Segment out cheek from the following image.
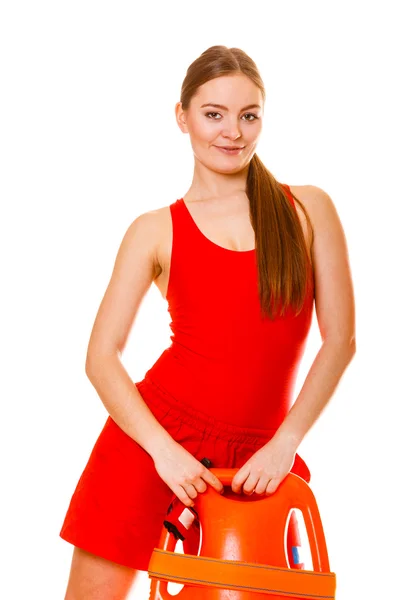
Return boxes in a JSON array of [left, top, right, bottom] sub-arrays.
[[190, 118, 217, 142], [251, 123, 263, 141]]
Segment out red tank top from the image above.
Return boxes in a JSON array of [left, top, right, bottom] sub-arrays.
[[143, 183, 314, 430]]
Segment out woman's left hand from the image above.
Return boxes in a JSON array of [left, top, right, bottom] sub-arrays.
[[231, 436, 297, 496]]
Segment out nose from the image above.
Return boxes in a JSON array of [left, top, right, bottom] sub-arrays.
[[221, 117, 242, 141]]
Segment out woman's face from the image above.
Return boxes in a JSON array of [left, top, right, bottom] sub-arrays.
[[176, 73, 264, 174]]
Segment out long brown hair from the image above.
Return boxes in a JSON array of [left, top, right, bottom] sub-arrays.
[[180, 45, 314, 320]]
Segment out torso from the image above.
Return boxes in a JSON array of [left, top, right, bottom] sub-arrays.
[[153, 185, 313, 300]]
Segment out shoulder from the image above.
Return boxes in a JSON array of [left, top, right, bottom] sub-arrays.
[[119, 204, 172, 273], [287, 184, 333, 211], [286, 184, 338, 233], [123, 204, 171, 243], [285, 185, 342, 264], [289, 184, 352, 284]]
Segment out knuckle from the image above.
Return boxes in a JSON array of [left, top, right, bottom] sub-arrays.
[[182, 473, 195, 485]]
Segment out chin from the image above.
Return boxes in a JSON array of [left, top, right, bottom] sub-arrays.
[[211, 162, 246, 175]]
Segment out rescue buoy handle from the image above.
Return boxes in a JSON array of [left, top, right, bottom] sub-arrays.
[[208, 468, 331, 574]]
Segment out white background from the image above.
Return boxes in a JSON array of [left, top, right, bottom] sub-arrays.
[[1, 1, 399, 598]]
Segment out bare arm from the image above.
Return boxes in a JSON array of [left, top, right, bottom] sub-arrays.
[[274, 185, 357, 449], [84, 210, 172, 460]]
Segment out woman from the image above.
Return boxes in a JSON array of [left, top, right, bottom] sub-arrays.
[[60, 45, 356, 599]]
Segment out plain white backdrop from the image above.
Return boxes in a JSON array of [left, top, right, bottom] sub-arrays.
[[1, 1, 399, 598]]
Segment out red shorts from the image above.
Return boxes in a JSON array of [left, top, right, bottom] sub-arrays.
[[59, 376, 311, 572]]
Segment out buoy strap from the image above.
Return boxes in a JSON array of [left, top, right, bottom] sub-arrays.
[[148, 549, 336, 599]]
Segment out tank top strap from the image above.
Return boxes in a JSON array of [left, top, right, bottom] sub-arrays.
[[172, 198, 199, 232], [280, 183, 296, 209], [169, 197, 197, 253]]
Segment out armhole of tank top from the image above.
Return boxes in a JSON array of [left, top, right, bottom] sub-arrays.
[[165, 202, 176, 301]]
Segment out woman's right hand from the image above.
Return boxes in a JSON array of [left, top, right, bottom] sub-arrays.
[[152, 439, 224, 507]]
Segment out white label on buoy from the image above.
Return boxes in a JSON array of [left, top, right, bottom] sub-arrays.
[[178, 508, 196, 530]]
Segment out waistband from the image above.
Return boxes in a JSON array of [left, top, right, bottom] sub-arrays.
[[136, 375, 278, 446]]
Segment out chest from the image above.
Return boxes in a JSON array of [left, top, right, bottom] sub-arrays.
[[154, 189, 312, 301]]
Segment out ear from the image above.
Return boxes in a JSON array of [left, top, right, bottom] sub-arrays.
[[175, 101, 189, 134]]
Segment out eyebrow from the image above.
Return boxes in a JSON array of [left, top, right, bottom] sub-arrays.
[[200, 103, 261, 111]]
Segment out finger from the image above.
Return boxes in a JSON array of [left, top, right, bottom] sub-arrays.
[[265, 477, 281, 496], [242, 473, 260, 495], [176, 487, 195, 508], [254, 475, 271, 495], [194, 478, 207, 494], [202, 470, 224, 494], [185, 483, 198, 500], [231, 466, 251, 494]]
